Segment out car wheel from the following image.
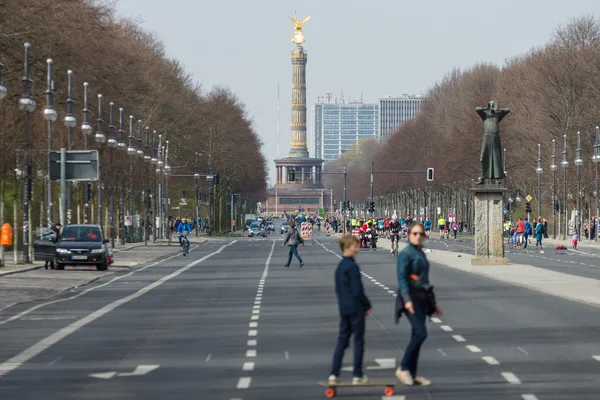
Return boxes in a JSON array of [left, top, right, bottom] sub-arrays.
[[55, 262, 65, 270], [96, 259, 108, 271]]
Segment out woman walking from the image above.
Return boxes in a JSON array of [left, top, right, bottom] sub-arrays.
[[395, 223, 442, 387], [535, 218, 544, 250], [283, 220, 305, 268]]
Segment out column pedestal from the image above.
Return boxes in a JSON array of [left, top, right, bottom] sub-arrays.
[[471, 186, 508, 265]]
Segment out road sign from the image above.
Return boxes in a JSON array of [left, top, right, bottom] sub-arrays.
[[49, 150, 99, 181], [526, 195, 533, 202]]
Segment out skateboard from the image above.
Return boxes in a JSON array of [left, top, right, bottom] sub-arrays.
[[317, 381, 396, 398]]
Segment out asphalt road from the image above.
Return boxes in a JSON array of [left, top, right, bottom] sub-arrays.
[[0, 230, 599, 399]]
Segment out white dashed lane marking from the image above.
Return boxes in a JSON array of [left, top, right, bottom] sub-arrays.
[[501, 372, 521, 384], [242, 362, 255, 371], [466, 345, 482, 353], [522, 395, 539, 400], [452, 335, 466, 342], [482, 356, 500, 365], [237, 377, 252, 389], [440, 325, 453, 332]]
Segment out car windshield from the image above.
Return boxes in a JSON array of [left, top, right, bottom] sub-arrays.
[[60, 226, 102, 242], [250, 223, 261, 229]]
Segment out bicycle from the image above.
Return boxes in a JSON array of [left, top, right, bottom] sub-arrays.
[[180, 231, 190, 256], [509, 233, 525, 249], [390, 234, 400, 257]]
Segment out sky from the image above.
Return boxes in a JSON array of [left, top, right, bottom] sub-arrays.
[[114, 0, 600, 185]]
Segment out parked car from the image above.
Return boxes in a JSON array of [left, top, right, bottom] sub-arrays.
[[281, 221, 291, 234], [247, 222, 266, 237], [54, 224, 110, 271], [34, 226, 59, 264], [266, 221, 274, 231]]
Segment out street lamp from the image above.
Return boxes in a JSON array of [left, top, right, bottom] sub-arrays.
[[575, 131, 583, 238], [536, 143, 543, 218], [64, 70, 77, 224], [18, 43, 35, 263], [593, 126, 600, 242], [126, 116, 136, 243], [81, 82, 92, 223], [95, 94, 105, 227], [561, 134, 569, 240], [0, 62, 7, 100], [550, 139, 558, 239], [43, 59, 58, 227], [107, 103, 117, 249]]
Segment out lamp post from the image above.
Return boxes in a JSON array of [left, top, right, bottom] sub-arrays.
[[151, 130, 158, 241], [194, 153, 200, 237], [81, 82, 93, 224], [126, 116, 137, 243], [95, 94, 106, 227], [593, 126, 600, 242], [117, 108, 127, 245], [536, 144, 543, 218], [157, 134, 164, 241], [550, 139, 558, 239], [43, 58, 58, 227], [63, 70, 77, 225], [18, 43, 36, 263], [143, 125, 151, 244], [136, 122, 145, 242], [107, 102, 118, 248], [575, 131, 583, 238], [163, 141, 171, 241], [561, 134, 569, 240]]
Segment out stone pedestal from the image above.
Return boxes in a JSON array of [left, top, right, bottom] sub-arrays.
[[471, 186, 508, 265]]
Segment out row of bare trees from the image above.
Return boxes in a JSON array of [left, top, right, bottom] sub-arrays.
[[0, 0, 267, 240], [324, 15, 600, 227]]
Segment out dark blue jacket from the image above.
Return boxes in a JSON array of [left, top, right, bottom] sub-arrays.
[[335, 256, 371, 317]]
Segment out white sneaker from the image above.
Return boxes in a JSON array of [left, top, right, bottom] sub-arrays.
[[352, 376, 369, 384], [395, 368, 414, 386], [413, 376, 431, 386], [328, 374, 338, 384]]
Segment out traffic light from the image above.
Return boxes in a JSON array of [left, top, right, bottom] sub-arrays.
[[427, 168, 434, 182], [369, 201, 375, 213], [213, 173, 220, 185], [525, 201, 532, 214]]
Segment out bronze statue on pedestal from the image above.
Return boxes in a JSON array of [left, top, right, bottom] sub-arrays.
[[476, 101, 510, 184]]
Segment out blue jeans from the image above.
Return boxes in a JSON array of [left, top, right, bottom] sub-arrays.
[[400, 295, 428, 376], [287, 244, 303, 265], [179, 235, 189, 252], [330, 313, 365, 378]]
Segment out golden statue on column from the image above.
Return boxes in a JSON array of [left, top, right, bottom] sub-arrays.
[[289, 11, 311, 44]]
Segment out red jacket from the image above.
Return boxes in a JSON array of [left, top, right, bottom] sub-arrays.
[[516, 220, 525, 233]]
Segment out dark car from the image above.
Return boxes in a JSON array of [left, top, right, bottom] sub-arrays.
[[54, 224, 110, 271], [34, 226, 59, 264]]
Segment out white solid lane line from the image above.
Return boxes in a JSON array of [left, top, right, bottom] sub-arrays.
[[440, 325, 453, 332], [242, 362, 255, 371], [0, 242, 236, 378], [237, 377, 252, 389], [466, 345, 481, 353], [501, 372, 521, 384], [482, 356, 500, 365], [452, 335, 466, 342]]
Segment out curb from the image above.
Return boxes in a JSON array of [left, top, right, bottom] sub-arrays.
[[0, 265, 43, 277]]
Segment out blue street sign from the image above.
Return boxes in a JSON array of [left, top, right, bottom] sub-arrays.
[[503, 208, 507, 215]]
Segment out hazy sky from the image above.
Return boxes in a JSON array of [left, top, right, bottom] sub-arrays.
[[115, 0, 600, 185]]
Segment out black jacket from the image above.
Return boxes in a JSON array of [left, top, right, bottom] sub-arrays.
[[335, 256, 371, 317]]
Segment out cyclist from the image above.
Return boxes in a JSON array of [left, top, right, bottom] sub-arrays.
[[437, 216, 446, 238], [511, 217, 526, 248], [389, 216, 401, 254], [177, 217, 192, 254]]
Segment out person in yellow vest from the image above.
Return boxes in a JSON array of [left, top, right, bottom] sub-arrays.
[[437, 217, 446, 238], [351, 218, 358, 228], [503, 220, 512, 238]]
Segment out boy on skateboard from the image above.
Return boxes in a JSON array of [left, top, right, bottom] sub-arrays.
[[328, 235, 372, 384]]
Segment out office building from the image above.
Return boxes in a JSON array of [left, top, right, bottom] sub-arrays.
[[311, 101, 379, 163], [379, 94, 424, 139]]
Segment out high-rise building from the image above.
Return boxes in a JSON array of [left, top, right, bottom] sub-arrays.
[[312, 101, 379, 163], [379, 94, 424, 139]]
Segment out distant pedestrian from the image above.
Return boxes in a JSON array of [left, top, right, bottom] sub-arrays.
[[283, 220, 304, 267], [543, 218, 549, 239], [535, 218, 544, 250], [572, 232, 579, 250], [524, 217, 532, 249], [451, 221, 458, 239], [327, 235, 371, 385], [395, 223, 442, 387], [45, 222, 62, 270]]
